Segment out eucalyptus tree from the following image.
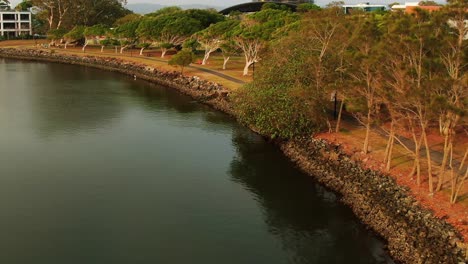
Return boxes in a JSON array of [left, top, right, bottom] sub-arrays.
[[67, 0, 130, 27], [32, 0, 72, 30], [113, 13, 142, 27], [100, 37, 120, 53], [32, 0, 129, 30], [113, 18, 141, 53], [379, 11, 441, 191], [346, 15, 382, 154], [220, 41, 240, 70], [137, 9, 223, 58], [195, 19, 239, 65], [46, 27, 67, 46], [432, 0, 467, 194], [82, 24, 108, 52], [231, 8, 299, 75], [234, 9, 347, 138], [62, 25, 84, 49]]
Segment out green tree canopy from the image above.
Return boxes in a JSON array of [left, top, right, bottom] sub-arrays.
[[168, 50, 196, 74], [15, 0, 32, 11]]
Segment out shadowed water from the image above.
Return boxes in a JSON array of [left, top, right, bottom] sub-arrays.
[[0, 59, 393, 264]]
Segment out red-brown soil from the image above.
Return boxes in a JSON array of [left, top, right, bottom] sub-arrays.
[[317, 131, 468, 242]]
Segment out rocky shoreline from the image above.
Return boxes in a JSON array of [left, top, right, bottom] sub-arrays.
[[0, 48, 465, 264]]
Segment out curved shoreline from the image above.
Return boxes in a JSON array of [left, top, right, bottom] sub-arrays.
[[0, 48, 465, 264]]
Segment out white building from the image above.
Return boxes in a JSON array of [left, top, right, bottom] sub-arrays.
[[0, 11, 32, 39]]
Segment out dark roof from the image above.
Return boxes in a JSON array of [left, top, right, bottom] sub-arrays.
[[219, 2, 298, 15]]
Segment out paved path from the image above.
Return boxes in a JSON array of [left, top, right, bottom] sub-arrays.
[[138, 56, 246, 85], [341, 113, 465, 172], [60, 49, 246, 85]]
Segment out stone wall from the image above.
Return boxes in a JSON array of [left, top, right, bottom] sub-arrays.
[[0, 48, 465, 263]]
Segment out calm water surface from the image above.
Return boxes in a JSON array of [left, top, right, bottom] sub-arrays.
[[0, 59, 393, 264]]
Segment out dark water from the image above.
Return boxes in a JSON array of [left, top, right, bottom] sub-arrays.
[[0, 59, 393, 264]]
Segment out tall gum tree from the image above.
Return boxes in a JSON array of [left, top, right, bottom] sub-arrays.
[[431, 0, 467, 194], [346, 14, 382, 154], [381, 11, 439, 192], [231, 8, 299, 76], [32, 0, 129, 30], [195, 20, 238, 66]]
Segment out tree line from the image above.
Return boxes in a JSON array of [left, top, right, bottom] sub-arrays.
[[235, 1, 467, 202]]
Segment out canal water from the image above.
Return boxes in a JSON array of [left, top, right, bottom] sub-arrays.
[[0, 59, 393, 264]]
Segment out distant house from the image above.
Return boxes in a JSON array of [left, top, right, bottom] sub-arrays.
[[391, 2, 442, 13], [342, 3, 386, 14], [0, 10, 32, 39]]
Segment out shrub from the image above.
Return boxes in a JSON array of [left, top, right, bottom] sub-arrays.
[[168, 50, 196, 74]]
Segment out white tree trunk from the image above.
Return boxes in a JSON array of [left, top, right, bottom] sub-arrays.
[[161, 48, 167, 58], [140, 47, 145, 56], [82, 43, 88, 52], [64, 42, 68, 49], [222, 56, 230, 70], [101, 46, 105, 53], [243, 60, 254, 76], [120, 46, 126, 54], [202, 49, 216, 65]]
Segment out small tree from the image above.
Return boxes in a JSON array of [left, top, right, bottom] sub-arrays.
[[47, 28, 67, 46], [83, 24, 107, 52], [168, 50, 196, 74], [99, 38, 118, 52], [138, 42, 151, 56], [63, 25, 85, 49]]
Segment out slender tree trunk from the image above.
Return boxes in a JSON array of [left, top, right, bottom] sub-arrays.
[[243, 60, 253, 76], [452, 168, 468, 203], [409, 123, 422, 185], [451, 149, 468, 203], [202, 50, 212, 65], [363, 109, 372, 154], [139, 47, 145, 56], [335, 98, 345, 133], [384, 120, 395, 172], [421, 126, 434, 194], [161, 48, 167, 58], [437, 131, 451, 191], [222, 56, 230, 70], [101, 46, 104, 53], [120, 46, 126, 54], [82, 43, 88, 52]]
